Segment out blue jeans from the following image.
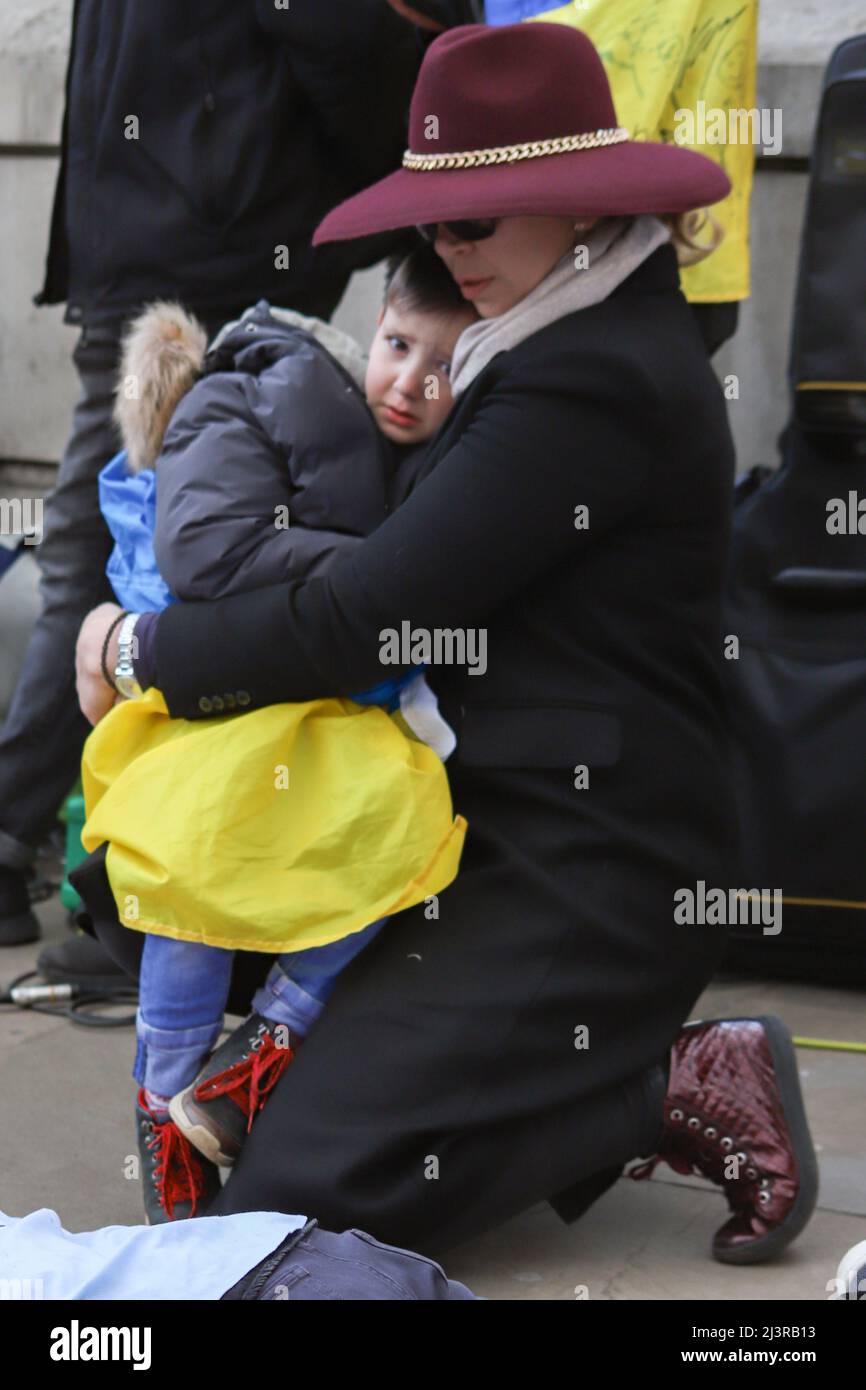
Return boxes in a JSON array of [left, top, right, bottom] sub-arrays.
[[135, 919, 386, 1096]]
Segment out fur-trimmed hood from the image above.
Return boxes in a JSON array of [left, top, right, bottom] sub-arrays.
[[114, 302, 208, 474], [114, 299, 370, 474]]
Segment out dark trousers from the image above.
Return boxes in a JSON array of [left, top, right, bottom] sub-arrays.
[[0, 322, 123, 870]]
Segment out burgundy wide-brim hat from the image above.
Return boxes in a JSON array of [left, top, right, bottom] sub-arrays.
[[313, 22, 730, 246]]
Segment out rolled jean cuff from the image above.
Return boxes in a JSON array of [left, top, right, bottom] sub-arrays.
[[251, 966, 324, 1039], [134, 1009, 224, 1095]]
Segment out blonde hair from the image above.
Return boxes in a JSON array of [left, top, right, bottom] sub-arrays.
[[661, 208, 725, 267]]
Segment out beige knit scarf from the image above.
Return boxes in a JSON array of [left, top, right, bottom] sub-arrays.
[[448, 214, 671, 400]]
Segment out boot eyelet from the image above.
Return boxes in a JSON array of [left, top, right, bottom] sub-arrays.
[[704, 1126, 717, 1139], [687, 1117, 701, 1130], [735, 1151, 748, 1164], [758, 1190, 771, 1204], [746, 1167, 758, 1180], [670, 1108, 684, 1122], [759, 1177, 771, 1188], [720, 1137, 733, 1150]]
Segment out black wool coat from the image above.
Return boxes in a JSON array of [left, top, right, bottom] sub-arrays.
[[142, 244, 740, 1253]]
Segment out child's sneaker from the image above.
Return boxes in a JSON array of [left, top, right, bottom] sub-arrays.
[[135, 1088, 221, 1224], [169, 1013, 299, 1167]]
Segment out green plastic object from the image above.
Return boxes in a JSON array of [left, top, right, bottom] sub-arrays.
[[59, 786, 87, 912]]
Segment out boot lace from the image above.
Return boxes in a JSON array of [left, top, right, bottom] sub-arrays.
[[628, 1106, 773, 1214]]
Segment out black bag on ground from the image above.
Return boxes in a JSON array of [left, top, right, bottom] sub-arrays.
[[722, 35, 866, 984]]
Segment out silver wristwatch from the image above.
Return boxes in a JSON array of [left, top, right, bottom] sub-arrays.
[[114, 612, 143, 699]]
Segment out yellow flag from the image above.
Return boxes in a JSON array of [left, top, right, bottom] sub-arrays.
[[81, 686, 466, 953], [530, 0, 759, 301]]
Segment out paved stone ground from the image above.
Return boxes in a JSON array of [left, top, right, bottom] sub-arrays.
[[1, 888, 864, 1301]]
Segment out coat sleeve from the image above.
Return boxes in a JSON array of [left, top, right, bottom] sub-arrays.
[[152, 357, 659, 718], [153, 373, 364, 602]]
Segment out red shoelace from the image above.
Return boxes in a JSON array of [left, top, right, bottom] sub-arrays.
[[139, 1090, 212, 1221], [193, 1030, 295, 1133]]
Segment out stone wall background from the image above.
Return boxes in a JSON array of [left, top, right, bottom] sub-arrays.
[[1, 0, 864, 474]]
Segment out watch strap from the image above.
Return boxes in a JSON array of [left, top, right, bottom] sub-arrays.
[[101, 611, 128, 691]]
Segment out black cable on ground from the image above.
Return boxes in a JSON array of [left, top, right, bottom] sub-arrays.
[[0, 969, 138, 1028]]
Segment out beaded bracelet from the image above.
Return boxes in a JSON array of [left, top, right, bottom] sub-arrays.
[[100, 611, 128, 692]]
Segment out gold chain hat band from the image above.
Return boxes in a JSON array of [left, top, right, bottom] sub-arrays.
[[402, 127, 630, 171]]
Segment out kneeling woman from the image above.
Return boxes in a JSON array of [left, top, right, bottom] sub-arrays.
[[76, 22, 817, 1266]]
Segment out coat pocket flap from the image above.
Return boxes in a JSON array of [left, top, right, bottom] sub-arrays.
[[458, 704, 622, 770]]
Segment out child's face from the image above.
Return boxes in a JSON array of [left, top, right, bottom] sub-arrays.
[[365, 299, 477, 445]]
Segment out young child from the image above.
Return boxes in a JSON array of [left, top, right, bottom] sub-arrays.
[[81, 244, 477, 1223]]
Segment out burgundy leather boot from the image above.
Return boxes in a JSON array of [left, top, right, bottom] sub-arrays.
[[628, 1016, 819, 1264]]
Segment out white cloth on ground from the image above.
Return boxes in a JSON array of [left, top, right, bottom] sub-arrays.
[[0, 1206, 304, 1301]]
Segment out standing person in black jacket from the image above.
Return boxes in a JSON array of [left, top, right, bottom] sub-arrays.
[[0, 0, 420, 947]]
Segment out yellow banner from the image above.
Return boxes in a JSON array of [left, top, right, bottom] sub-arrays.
[[530, 0, 759, 301]]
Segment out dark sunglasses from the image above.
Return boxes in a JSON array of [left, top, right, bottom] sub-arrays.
[[416, 218, 500, 243]]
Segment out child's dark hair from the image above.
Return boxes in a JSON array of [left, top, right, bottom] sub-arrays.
[[383, 236, 472, 318]]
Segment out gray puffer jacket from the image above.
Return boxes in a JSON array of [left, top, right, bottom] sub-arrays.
[[154, 300, 394, 601]]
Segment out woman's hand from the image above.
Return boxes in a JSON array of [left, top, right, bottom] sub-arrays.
[[75, 602, 124, 726]]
